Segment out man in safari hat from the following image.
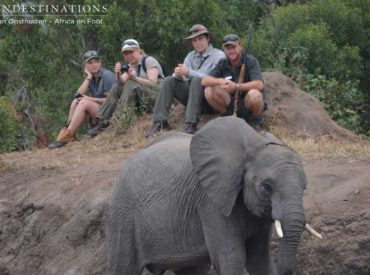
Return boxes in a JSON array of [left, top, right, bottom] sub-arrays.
[[144, 24, 225, 137]]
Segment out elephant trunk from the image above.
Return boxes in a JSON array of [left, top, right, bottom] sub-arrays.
[[276, 204, 305, 275]]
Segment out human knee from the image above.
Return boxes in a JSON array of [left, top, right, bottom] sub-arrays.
[[109, 84, 123, 99], [123, 80, 139, 92], [160, 76, 176, 94], [204, 87, 213, 101], [245, 89, 264, 115], [161, 76, 176, 88], [189, 77, 204, 99], [163, 75, 176, 85], [71, 99, 79, 106], [246, 89, 263, 105], [189, 77, 202, 88], [76, 98, 89, 109]]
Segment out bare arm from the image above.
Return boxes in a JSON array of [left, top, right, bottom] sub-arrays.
[[77, 94, 105, 104], [240, 80, 264, 93], [77, 67, 93, 94], [202, 75, 230, 87], [132, 67, 159, 87]]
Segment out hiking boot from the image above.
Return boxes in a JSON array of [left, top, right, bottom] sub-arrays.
[[48, 127, 76, 149], [88, 120, 109, 137], [48, 141, 66, 149], [183, 122, 197, 135], [144, 121, 171, 138]]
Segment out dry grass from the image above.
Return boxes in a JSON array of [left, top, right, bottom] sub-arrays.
[[271, 128, 370, 160], [1, 115, 369, 172], [0, 116, 153, 171]]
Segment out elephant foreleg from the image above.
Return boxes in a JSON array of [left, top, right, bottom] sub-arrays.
[[175, 265, 210, 275], [245, 222, 273, 275], [199, 203, 247, 275]]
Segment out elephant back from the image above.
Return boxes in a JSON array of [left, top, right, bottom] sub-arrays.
[[112, 132, 193, 205]]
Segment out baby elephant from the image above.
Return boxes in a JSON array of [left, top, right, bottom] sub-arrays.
[[107, 117, 320, 275]]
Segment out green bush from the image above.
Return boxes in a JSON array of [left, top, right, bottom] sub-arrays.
[[0, 97, 19, 152], [253, 0, 369, 136], [303, 74, 363, 134]]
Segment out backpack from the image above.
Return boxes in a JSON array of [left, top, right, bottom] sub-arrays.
[[142, 55, 171, 77]]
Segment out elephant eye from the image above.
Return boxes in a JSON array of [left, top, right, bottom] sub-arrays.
[[261, 180, 273, 194]]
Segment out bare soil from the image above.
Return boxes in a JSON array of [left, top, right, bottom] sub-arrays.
[[0, 72, 369, 275]]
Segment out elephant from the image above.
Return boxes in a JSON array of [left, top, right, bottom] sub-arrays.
[[107, 116, 321, 275]]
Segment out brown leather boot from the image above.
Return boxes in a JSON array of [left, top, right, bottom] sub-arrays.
[[48, 127, 76, 149]]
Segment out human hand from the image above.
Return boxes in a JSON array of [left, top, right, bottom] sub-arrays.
[[84, 67, 93, 80], [222, 80, 237, 94], [174, 64, 188, 77], [74, 92, 83, 99], [114, 62, 122, 74], [74, 93, 85, 103], [128, 67, 137, 80]]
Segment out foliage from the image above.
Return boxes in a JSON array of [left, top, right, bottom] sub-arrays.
[[0, 97, 19, 152], [303, 75, 363, 133], [252, 0, 369, 136]]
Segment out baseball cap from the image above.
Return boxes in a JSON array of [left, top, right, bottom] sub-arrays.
[[222, 34, 241, 47], [121, 39, 140, 52], [83, 50, 100, 63], [184, 24, 212, 41]]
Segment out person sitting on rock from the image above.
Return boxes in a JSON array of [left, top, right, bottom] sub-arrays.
[[144, 24, 225, 137], [88, 39, 165, 136], [48, 50, 116, 149], [201, 34, 266, 130]]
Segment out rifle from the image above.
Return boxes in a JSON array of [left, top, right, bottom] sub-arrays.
[[233, 24, 253, 117]]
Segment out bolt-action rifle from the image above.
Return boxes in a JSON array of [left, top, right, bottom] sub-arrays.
[[233, 24, 253, 117]]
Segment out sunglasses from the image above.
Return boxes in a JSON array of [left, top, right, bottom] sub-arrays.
[[122, 40, 139, 47], [83, 50, 99, 59]]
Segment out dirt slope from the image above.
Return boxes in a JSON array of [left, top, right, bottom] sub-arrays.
[[0, 72, 369, 275]]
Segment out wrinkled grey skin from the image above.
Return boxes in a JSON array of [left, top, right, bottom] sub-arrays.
[[107, 117, 307, 275]]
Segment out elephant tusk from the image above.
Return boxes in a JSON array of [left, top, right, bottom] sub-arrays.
[[305, 223, 323, 239], [275, 220, 284, 238]]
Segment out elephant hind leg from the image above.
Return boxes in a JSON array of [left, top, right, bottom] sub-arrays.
[[174, 265, 210, 275]]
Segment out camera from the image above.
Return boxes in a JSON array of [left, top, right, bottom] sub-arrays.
[[120, 64, 130, 73], [74, 92, 83, 99]]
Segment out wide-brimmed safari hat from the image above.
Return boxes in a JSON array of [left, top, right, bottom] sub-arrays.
[[184, 24, 213, 42]]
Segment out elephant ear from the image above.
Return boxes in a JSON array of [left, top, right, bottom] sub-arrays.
[[190, 117, 261, 216], [262, 132, 287, 146]]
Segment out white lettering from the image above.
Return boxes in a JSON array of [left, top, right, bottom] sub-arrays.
[[54, 18, 75, 24]]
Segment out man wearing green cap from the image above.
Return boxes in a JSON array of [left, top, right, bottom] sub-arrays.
[[202, 34, 266, 130], [48, 50, 116, 149], [144, 24, 225, 137]]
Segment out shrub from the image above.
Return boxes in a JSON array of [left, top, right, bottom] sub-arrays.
[[0, 97, 19, 152], [303, 74, 363, 134]]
